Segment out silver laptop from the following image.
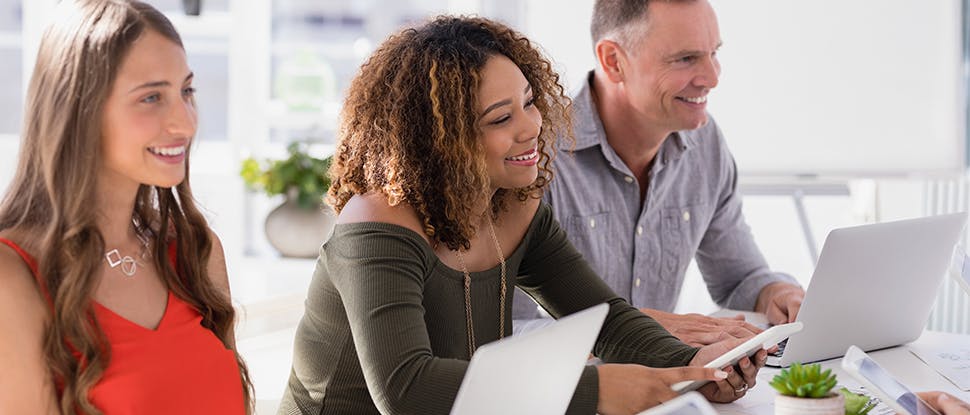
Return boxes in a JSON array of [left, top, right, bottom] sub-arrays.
[[450, 303, 608, 415], [635, 391, 718, 415], [768, 212, 966, 367]]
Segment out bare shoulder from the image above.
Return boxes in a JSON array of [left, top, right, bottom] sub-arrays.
[[337, 193, 432, 245], [0, 233, 49, 350], [0, 235, 57, 415], [204, 229, 230, 295]]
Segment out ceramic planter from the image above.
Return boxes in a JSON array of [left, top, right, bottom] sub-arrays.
[[774, 393, 844, 415], [264, 197, 335, 258]]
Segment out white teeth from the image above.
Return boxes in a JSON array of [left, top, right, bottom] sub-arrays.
[[682, 96, 707, 104], [506, 150, 538, 161], [150, 145, 186, 157]]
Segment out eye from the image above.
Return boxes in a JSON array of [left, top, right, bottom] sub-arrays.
[[141, 93, 160, 104], [677, 55, 698, 64], [182, 86, 196, 97], [524, 96, 536, 108], [490, 114, 511, 125]]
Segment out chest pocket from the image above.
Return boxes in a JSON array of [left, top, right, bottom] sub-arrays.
[[660, 204, 708, 280], [566, 212, 613, 280]]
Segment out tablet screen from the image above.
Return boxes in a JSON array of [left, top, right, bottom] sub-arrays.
[[859, 357, 941, 415]]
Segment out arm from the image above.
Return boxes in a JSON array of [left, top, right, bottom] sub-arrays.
[[0, 246, 60, 415], [517, 204, 699, 367], [694, 131, 801, 313], [326, 227, 468, 415]]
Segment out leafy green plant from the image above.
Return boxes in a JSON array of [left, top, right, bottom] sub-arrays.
[[840, 387, 877, 415], [240, 142, 332, 209], [769, 362, 838, 398]]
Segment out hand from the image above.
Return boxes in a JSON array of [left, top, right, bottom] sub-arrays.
[[596, 364, 728, 415], [918, 391, 970, 415], [755, 282, 805, 325], [641, 308, 763, 347], [689, 337, 768, 403]]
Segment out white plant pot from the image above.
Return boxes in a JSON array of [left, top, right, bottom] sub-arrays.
[[774, 393, 844, 415], [264, 198, 335, 258]]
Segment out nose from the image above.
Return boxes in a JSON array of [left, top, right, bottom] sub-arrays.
[[166, 94, 198, 138], [694, 55, 720, 90], [514, 106, 542, 143]]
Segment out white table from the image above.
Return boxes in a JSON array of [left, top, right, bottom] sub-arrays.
[[711, 331, 970, 414]]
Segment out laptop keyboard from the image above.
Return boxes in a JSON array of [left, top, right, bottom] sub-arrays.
[[770, 338, 788, 357]]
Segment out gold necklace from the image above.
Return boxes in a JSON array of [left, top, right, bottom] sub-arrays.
[[453, 217, 507, 358]]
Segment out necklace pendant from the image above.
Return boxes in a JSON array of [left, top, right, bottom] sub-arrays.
[[105, 249, 138, 277]]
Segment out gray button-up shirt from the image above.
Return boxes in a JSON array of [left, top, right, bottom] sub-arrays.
[[513, 72, 797, 321]]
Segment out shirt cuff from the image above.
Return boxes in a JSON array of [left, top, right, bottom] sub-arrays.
[[723, 272, 801, 311]]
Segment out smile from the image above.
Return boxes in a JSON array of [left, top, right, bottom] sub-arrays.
[[679, 95, 708, 104], [505, 148, 538, 162], [148, 145, 187, 157]]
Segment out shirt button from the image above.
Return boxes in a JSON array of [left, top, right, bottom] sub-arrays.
[[637, 226, 643, 235], [682, 211, 691, 222], [635, 278, 641, 287], [589, 218, 596, 228], [624, 176, 634, 183]]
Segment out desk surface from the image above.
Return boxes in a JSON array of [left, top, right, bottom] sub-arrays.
[[711, 331, 970, 414]]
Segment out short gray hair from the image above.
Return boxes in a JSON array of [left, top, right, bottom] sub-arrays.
[[590, 0, 695, 49]]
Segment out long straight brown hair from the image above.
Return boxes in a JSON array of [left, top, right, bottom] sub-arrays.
[[0, 1, 253, 413]]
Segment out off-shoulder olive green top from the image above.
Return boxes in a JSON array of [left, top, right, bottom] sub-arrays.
[[278, 203, 698, 415]]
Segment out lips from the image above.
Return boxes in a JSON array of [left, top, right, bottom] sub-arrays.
[[678, 95, 708, 104], [505, 148, 538, 162]]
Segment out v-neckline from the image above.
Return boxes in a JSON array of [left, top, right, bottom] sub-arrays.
[[93, 291, 174, 332]]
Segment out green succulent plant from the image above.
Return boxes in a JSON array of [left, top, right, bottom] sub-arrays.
[[240, 142, 332, 209], [840, 387, 877, 415], [769, 362, 838, 398]]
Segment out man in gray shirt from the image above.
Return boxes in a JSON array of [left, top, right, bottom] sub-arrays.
[[513, 0, 806, 346]]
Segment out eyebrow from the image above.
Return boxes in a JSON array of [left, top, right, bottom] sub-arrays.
[[127, 72, 195, 94], [481, 84, 533, 117]]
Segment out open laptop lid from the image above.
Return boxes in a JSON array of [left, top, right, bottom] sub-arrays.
[[450, 303, 609, 415], [636, 392, 718, 415], [775, 212, 967, 367]]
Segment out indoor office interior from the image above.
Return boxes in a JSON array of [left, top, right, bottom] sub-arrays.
[[1, 0, 969, 414]]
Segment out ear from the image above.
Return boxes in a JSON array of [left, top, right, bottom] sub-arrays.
[[595, 39, 627, 83]]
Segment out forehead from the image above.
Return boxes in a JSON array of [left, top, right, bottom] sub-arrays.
[[477, 55, 529, 104], [640, 0, 721, 54], [114, 29, 189, 85]]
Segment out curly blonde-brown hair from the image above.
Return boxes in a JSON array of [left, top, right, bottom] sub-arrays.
[[329, 15, 571, 251]]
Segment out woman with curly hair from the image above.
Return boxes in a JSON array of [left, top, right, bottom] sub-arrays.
[[280, 15, 763, 415], [0, 1, 252, 413]]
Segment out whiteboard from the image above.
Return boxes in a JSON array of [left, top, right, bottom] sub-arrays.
[[522, 0, 966, 177]]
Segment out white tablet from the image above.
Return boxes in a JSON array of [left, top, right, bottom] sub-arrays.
[[671, 322, 804, 393], [635, 391, 718, 415], [841, 345, 942, 415]]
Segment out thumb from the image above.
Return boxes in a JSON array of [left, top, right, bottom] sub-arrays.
[[663, 366, 730, 383]]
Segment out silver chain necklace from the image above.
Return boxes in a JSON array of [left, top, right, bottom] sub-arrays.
[[104, 232, 151, 278]]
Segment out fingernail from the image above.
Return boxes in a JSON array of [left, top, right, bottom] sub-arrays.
[[724, 366, 733, 373], [715, 370, 729, 379], [740, 359, 750, 368]]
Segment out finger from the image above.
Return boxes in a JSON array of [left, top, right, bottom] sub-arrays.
[[731, 314, 746, 321], [698, 381, 731, 404], [714, 367, 742, 402], [786, 298, 802, 323], [725, 325, 759, 340], [737, 356, 759, 388], [754, 349, 769, 368], [766, 303, 786, 325], [937, 393, 970, 414], [660, 366, 729, 383], [917, 392, 945, 411], [740, 321, 764, 334]]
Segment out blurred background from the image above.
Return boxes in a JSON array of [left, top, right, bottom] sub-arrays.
[[1, 1, 968, 412]]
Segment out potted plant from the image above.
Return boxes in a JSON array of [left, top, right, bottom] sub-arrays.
[[241, 142, 334, 258], [769, 362, 843, 415], [840, 387, 877, 415]]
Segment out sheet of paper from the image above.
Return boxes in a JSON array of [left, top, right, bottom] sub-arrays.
[[909, 343, 970, 391]]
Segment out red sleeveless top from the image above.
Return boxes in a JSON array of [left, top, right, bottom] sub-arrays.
[[0, 238, 246, 414]]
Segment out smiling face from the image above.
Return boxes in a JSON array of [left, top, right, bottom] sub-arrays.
[[477, 54, 543, 192], [100, 29, 196, 191], [619, 0, 721, 134]]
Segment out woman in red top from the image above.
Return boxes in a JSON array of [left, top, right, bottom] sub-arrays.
[[0, 1, 253, 413]]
